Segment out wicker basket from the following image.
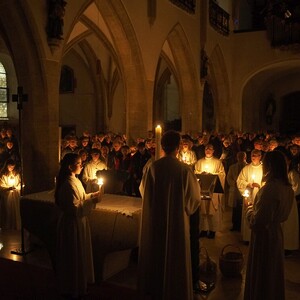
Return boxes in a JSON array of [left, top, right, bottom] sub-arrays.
[[199, 247, 217, 283], [219, 244, 244, 277]]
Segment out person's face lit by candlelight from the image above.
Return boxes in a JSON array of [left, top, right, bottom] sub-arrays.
[[251, 150, 262, 166], [91, 151, 101, 162], [292, 136, 300, 147], [70, 158, 83, 175], [7, 164, 15, 173], [204, 144, 214, 158]]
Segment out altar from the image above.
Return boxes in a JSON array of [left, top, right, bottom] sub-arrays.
[[20, 191, 142, 282]]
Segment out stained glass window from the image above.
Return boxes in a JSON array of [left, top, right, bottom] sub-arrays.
[[0, 63, 8, 119]]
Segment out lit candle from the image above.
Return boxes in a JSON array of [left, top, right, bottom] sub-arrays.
[[8, 175, 16, 187], [251, 174, 255, 183], [97, 177, 104, 190], [155, 125, 162, 160], [204, 164, 209, 173], [243, 189, 250, 198]]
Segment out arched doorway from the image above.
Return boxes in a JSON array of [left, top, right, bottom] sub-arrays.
[[280, 91, 300, 134]]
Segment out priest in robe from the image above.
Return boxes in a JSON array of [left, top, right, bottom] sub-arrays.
[[194, 144, 225, 239], [138, 130, 201, 300]]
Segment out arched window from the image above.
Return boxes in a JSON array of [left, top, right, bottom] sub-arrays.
[[59, 65, 74, 93], [0, 63, 8, 119]]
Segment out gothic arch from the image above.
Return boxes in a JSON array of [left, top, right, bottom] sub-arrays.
[[241, 59, 300, 133], [165, 23, 202, 133], [93, 0, 148, 140], [0, 2, 61, 192]]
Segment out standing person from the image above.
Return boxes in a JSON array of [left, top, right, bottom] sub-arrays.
[[177, 137, 197, 168], [82, 148, 107, 193], [281, 154, 300, 256], [0, 159, 21, 230], [194, 143, 225, 239], [138, 130, 201, 299], [55, 153, 103, 299], [227, 151, 247, 231], [244, 151, 294, 300], [130, 142, 151, 197], [237, 149, 263, 243]]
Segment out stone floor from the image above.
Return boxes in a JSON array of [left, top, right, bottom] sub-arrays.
[[0, 207, 299, 299]]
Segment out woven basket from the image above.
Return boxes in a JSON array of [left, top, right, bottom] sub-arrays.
[[219, 244, 244, 277], [199, 247, 217, 283]]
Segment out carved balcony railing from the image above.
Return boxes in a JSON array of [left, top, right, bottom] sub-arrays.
[[169, 0, 196, 14], [209, 0, 230, 36]]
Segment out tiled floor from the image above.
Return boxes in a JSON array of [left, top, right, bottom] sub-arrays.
[[0, 207, 299, 300]]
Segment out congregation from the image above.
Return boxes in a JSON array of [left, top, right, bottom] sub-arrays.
[[60, 128, 300, 250], [0, 125, 299, 243]]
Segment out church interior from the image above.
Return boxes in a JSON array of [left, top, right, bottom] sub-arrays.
[[0, 0, 300, 299]]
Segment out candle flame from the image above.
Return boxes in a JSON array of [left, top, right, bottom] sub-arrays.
[[97, 177, 104, 186], [243, 189, 250, 198]]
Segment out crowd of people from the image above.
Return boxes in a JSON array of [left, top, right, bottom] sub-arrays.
[[60, 129, 300, 238], [0, 125, 297, 299]]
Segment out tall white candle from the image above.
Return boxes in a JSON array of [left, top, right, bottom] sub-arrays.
[[155, 125, 162, 160]]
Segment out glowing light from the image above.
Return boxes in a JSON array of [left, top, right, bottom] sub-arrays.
[[8, 176, 15, 187], [243, 189, 250, 198], [97, 177, 104, 187]]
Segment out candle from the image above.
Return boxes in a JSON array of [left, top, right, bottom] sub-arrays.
[[204, 164, 209, 173], [97, 177, 104, 190], [155, 125, 162, 160], [251, 174, 255, 182], [243, 189, 250, 198]]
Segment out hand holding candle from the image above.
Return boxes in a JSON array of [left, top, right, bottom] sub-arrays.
[[8, 175, 16, 189]]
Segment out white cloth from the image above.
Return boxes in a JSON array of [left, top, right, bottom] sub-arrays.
[[138, 156, 201, 300], [194, 156, 225, 232], [281, 169, 300, 250], [237, 163, 263, 242], [56, 175, 96, 298]]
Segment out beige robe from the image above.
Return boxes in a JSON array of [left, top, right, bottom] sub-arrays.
[[138, 156, 201, 300], [237, 163, 263, 241], [244, 179, 294, 300], [281, 169, 300, 250], [194, 156, 225, 231], [56, 175, 96, 298]]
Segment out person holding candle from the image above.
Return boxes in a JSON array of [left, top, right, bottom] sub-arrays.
[[194, 144, 225, 239], [55, 153, 103, 299], [237, 149, 263, 243], [177, 136, 197, 168], [138, 130, 202, 299], [82, 148, 107, 193], [244, 151, 294, 300], [0, 158, 21, 230]]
